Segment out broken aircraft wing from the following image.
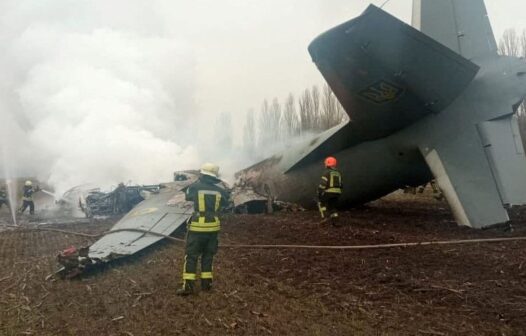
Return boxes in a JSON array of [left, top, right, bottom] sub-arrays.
[[57, 171, 276, 277], [88, 178, 197, 261]]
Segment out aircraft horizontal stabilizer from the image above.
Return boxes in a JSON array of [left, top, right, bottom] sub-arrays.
[[478, 115, 526, 207], [420, 127, 509, 228]]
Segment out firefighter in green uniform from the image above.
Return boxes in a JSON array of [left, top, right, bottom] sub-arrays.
[[317, 156, 343, 225], [18, 180, 40, 215], [0, 186, 8, 209], [177, 163, 230, 296]]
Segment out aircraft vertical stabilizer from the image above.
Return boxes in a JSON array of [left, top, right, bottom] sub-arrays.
[[412, 0, 498, 59]]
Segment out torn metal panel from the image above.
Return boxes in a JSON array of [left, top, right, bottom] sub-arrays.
[[57, 174, 200, 278], [88, 179, 197, 261], [230, 186, 268, 214], [57, 170, 282, 277], [82, 184, 161, 218]]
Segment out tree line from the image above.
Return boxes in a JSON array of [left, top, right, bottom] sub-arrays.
[[243, 83, 347, 159], [234, 28, 526, 162]]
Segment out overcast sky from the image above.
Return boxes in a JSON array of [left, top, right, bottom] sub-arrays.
[[1, 0, 525, 187], [175, 0, 526, 123]]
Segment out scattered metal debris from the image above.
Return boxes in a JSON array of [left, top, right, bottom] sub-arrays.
[[56, 173, 198, 278], [81, 184, 161, 218], [231, 186, 268, 214], [55, 170, 306, 278]]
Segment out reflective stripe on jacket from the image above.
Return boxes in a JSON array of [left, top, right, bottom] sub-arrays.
[[22, 186, 34, 201], [318, 168, 343, 194], [186, 176, 230, 232]]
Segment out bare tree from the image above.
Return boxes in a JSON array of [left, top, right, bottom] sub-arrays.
[[298, 89, 314, 133], [269, 98, 282, 142], [499, 29, 519, 56], [253, 83, 346, 150], [243, 109, 256, 157], [320, 84, 336, 130], [259, 99, 282, 147], [282, 93, 300, 137], [311, 85, 321, 132], [259, 99, 270, 145]]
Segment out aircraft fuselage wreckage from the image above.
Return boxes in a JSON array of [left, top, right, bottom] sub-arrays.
[[57, 0, 526, 277], [236, 0, 526, 229]]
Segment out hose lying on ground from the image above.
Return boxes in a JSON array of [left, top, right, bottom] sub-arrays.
[[3, 225, 526, 250]]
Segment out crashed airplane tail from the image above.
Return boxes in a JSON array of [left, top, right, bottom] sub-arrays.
[[236, 0, 526, 228]]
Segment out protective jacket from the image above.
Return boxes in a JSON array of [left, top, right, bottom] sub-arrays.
[[22, 186, 35, 201], [318, 168, 343, 195], [179, 175, 230, 293], [0, 189, 7, 205], [185, 175, 230, 232]]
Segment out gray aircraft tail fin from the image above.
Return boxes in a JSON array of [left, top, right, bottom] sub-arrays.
[[412, 0, 498, 60]]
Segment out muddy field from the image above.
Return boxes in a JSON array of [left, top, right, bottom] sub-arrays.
[[1, 192, 526, 335]]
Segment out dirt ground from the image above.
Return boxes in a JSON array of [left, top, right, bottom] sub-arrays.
[[1, 191, 526, 335]]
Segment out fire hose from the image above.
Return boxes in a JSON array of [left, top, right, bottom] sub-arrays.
[[5, 225, 526, 250]]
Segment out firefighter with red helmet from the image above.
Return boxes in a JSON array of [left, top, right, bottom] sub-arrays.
[[317, 156, 343, 225]]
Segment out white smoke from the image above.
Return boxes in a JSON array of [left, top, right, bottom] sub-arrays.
[[0, 1, 201, 195]]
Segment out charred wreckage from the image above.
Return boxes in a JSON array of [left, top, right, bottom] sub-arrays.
[[55, 171, 290, 278]]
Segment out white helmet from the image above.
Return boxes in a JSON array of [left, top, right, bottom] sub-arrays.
[[200, 163, 220, 178], [25, 180, 33, 186]]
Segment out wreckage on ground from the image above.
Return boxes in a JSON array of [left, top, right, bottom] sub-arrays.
[[81, 184, 161, 218], [57, 171, 276, 278], [57, 172, 198, 278], [56, 0, 526, 277]]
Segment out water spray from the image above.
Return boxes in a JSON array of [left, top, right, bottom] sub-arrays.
[[40, 189, 58, 199], [5, 179, 18, 225], [1, 148, 18, 226]]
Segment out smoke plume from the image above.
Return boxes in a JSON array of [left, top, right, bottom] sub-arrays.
[[0, 0, 201, 195]]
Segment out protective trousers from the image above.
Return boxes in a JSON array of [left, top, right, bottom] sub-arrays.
[[182, 231, 218, 286], [320, 193, 340, 220], [19, 200, 35, 215]]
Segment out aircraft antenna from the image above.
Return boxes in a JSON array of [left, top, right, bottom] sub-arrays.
[[380, 0, 392, 9]]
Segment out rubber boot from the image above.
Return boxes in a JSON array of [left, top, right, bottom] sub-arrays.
[[176, 281, 195, 296], [330, 212, 341, 227], [201, 279, 213, 292]]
